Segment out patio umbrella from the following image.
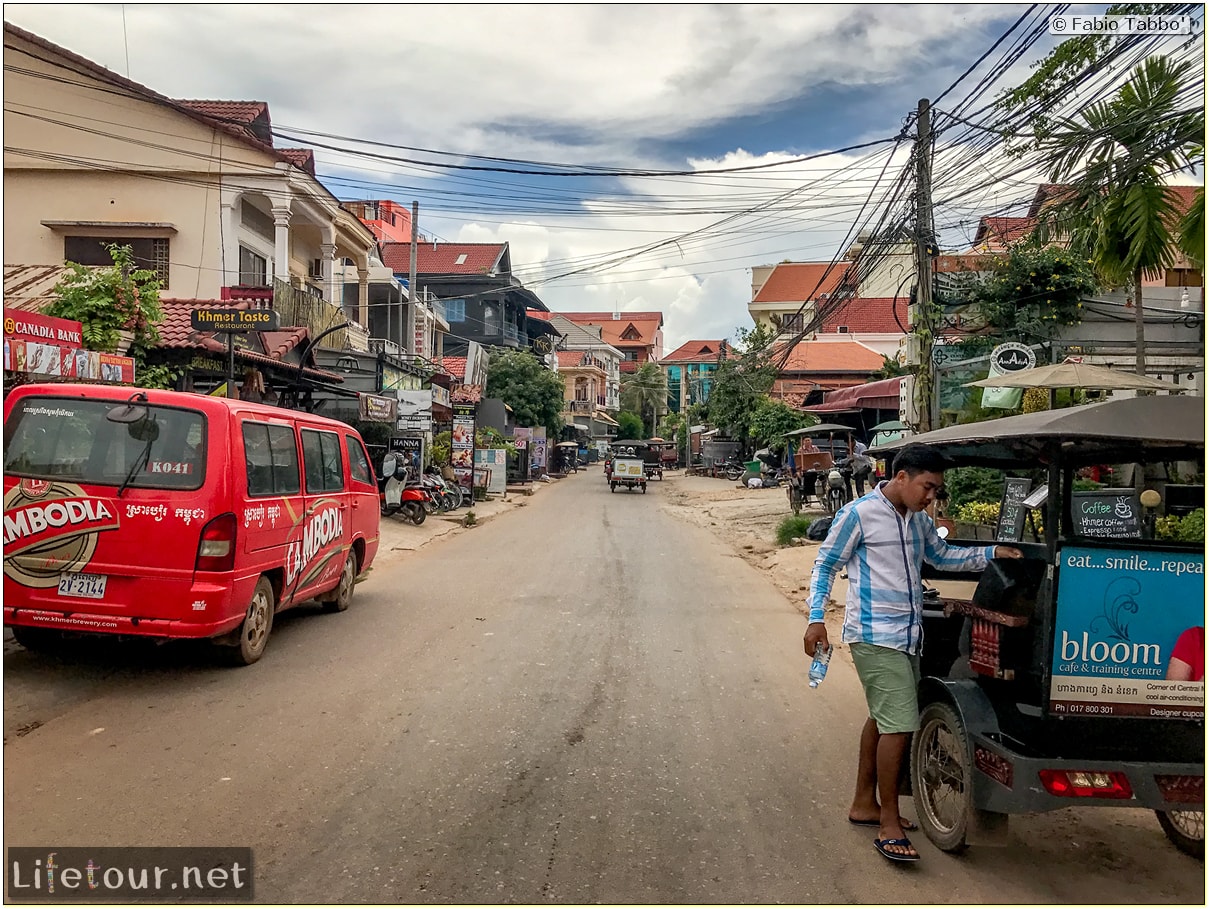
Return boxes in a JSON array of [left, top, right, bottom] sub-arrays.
[[869, 419, 908, 432], [964, 361, 1182, 392], [783, 423, 855, 437]]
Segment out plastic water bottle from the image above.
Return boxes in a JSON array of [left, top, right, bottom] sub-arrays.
[[808, 643, 832, 689]]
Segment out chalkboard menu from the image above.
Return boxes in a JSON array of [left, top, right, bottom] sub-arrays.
[[1072, 488, 1141, 538], [996, 477, 1033, 543]]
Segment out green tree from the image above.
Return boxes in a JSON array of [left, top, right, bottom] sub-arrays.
[[969, 244, 1097, 346], [747, 399, 816, 456], [870, 354, 909, 380], [615, 411, 644, 440], [619, 362, 667, 436], [484, 348, 565, 436], [705, 323, 779, 451], [1037, 55, 1204, 374], [49, 243, 178, 389]]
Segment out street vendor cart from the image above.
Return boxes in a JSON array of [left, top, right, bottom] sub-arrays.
[[870, 395, 1204, 857]]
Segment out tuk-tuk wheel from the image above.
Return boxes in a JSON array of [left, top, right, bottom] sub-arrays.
[[912, 701, 974, 853], [641, 485, 647, 494], [610, 483, 616, 492], [1156, 809, 1205, 858]]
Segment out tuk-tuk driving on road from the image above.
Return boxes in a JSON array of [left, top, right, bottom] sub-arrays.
[[870, 395, 1204, 857]]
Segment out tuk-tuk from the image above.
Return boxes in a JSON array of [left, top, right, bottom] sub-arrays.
[[870, 395, 1204, 857], [783, 423, 859, 515]]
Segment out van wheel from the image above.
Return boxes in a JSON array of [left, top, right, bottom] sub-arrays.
[[322, 551, 358, 613], [227, 577, 274, 665]]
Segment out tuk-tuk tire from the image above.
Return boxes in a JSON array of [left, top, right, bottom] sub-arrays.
[[1156, 809, 1205, 858], [610, 483, 616, 492], [641, 485, 647, 494], [912, 700, 974, 854]]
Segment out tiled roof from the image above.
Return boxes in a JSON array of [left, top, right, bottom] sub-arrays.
[[775, 338, 884, 374], [819, 297, 908, 334], [3, 264, 71, 312], [434, 355, 467, 379], [662, 340, 724, 363], [556, 350, 586, 368], [556, 311, 665, 325], [973, 216, 1035, 249], [278, 148, 316, 175], [753, 262, 850, 304], [156, 299, 340, 381], [619, 360, 640, 374], [176, 100, 267, 123], [380, 242, 505, 275], [559, 314, 662, 348]]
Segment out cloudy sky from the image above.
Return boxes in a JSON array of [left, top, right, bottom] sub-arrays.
[[5, 3, 1200, 352]]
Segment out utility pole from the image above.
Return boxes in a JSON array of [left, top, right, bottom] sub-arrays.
[[912, 98, 936, 433], [680, 365, 689, 469], [406, 201, 419, 361]]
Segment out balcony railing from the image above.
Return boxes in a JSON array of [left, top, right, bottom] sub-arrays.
[[568, 400, 593, 413]]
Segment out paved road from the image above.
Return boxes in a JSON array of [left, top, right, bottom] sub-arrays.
[[3, 474, 1203, 903]]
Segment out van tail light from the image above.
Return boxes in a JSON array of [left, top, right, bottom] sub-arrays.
[[1038, 769, 1133, 799], [195, 513, 237, 573]]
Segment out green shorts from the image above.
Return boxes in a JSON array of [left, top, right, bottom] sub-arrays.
[[849, 642, 922, 734]]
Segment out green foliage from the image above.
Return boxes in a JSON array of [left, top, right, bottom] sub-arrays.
[[871, 354, 910, 380], [484, 348, 565, 437], [953, 501, 1001, 526], [775, 514, 814, 546], [49, 243, 164, 354], [944, 467, 1006, 509], [706, 323, 779, 449], [620, 362, 667, 436], [1178, 183, 1205, 269], [748, 399, 816, 455], [1155, 509, 1204, 543], [967, 245, 1097, 343], [476, 426, 516, 456], [431, 430, 451, 465], [616, 411, 644, 440]]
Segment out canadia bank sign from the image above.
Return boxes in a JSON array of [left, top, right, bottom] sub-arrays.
[[4, 310, 83, 346], [3, 309, 136, 383]]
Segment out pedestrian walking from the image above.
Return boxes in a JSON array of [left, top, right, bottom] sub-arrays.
[[803, 444, 1022, 862]]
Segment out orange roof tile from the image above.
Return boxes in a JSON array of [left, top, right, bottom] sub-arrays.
[[819, 298, 908, 334], [662, 340, 724, 363], [776, 339, 884, 373], [753, 262, 850, 304], [380, 242, 505, 275]]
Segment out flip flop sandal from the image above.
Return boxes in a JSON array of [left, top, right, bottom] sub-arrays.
[[849, 817, 918, 831], [874, 837, 920, 863]]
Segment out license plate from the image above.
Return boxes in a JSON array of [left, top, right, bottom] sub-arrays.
[[57, 572, 107, 599]]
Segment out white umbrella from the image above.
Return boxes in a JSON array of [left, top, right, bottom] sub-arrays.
[[964, 361, 1183, 392]]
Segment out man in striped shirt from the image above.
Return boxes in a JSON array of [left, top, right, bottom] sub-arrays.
[[804, 444, 1022, 862]]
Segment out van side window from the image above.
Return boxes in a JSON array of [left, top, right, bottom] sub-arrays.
[[346, 435, 373, 486], [301, 429, 344, 493], [243, 422, 300, 496]]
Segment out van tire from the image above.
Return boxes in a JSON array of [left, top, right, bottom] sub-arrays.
[[227, 577, 274, 666], [11, 625, 66, 652], [322, 551, 358, 613]]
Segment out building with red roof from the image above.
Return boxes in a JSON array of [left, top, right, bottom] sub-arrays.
[[553, 311, 664, 373]]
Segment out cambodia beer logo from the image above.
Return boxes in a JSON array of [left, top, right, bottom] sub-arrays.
[[285, 501, 344, 588], [3, 481, 121, 588]]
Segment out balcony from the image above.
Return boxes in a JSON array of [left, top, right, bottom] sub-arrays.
[[568, 400, 594, 413]]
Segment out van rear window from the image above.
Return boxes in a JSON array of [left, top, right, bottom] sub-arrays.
[[3, 396, 206, 491]]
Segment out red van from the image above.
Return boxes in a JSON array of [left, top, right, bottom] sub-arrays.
[[3, 384, 380, 664]]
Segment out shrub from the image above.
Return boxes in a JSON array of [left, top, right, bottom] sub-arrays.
[[944, 467, 1005, 509], [1157, 508, 1205, 542], [776, 514, 813, 546], [953, 501, 1001, 525]]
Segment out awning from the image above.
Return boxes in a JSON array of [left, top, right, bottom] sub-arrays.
[[802, 376, 902, 414], [569, 422, 590, 431], [593, 410, 619, 426]]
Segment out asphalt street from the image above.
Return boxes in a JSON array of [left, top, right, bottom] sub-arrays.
[[3, 472, 1203, 903]]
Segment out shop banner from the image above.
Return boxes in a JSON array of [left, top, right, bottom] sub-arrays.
[[474, 449, 508, 495], [451, 403, 476, 487], [359, 393, 397, 422], [512, 427, 530, 451], [530, 427, 547, 472], [1050, 546, 1204, 719], [981, 342, 1036, 410], [388, 435, 424, 474], [4, 310, 83, 346]]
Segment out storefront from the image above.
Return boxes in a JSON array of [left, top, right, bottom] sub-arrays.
[[3, 309, 135, 395]]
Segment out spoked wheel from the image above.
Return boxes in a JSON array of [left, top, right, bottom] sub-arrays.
[[912, 701, 974, 853], [788, 485, 802, 516], [725, 467, 742, 482], [321, 550, 358, 613], [1156, 809, 1205, 858]]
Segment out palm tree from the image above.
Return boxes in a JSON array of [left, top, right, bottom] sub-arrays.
[[1038, 56, 1204, 374], [620, 362, 667, 437]]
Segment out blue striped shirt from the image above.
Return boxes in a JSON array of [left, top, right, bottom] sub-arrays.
[[807, 483, 994, 654]]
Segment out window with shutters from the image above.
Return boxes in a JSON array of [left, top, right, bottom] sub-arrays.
[[64, 236, 170, 287]]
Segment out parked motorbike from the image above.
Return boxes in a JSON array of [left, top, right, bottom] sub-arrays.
[[823, 457, 855, 515], [380, 454, 429, 525], [721, 455, 746, 482]]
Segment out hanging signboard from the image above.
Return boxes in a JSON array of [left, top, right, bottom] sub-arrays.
[[359, 393, 397, 422], [981, 342, 1037, 410], [3, 310, 134, 382], [190, 308, 279, 332], [388, 435, 425, 475], [530, 427, 548, 472], [4, 311, 83, 346]]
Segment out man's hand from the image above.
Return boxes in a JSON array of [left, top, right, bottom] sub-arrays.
[[994, 545, 1023, 559], [804, 622, 829, 656]]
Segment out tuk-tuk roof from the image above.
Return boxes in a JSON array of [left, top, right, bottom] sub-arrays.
[[868, 395, 1204, 467], [784, 423, 855, 437]]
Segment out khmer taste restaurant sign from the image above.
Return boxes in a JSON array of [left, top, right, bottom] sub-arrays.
[[3, 309, 135, 382]]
